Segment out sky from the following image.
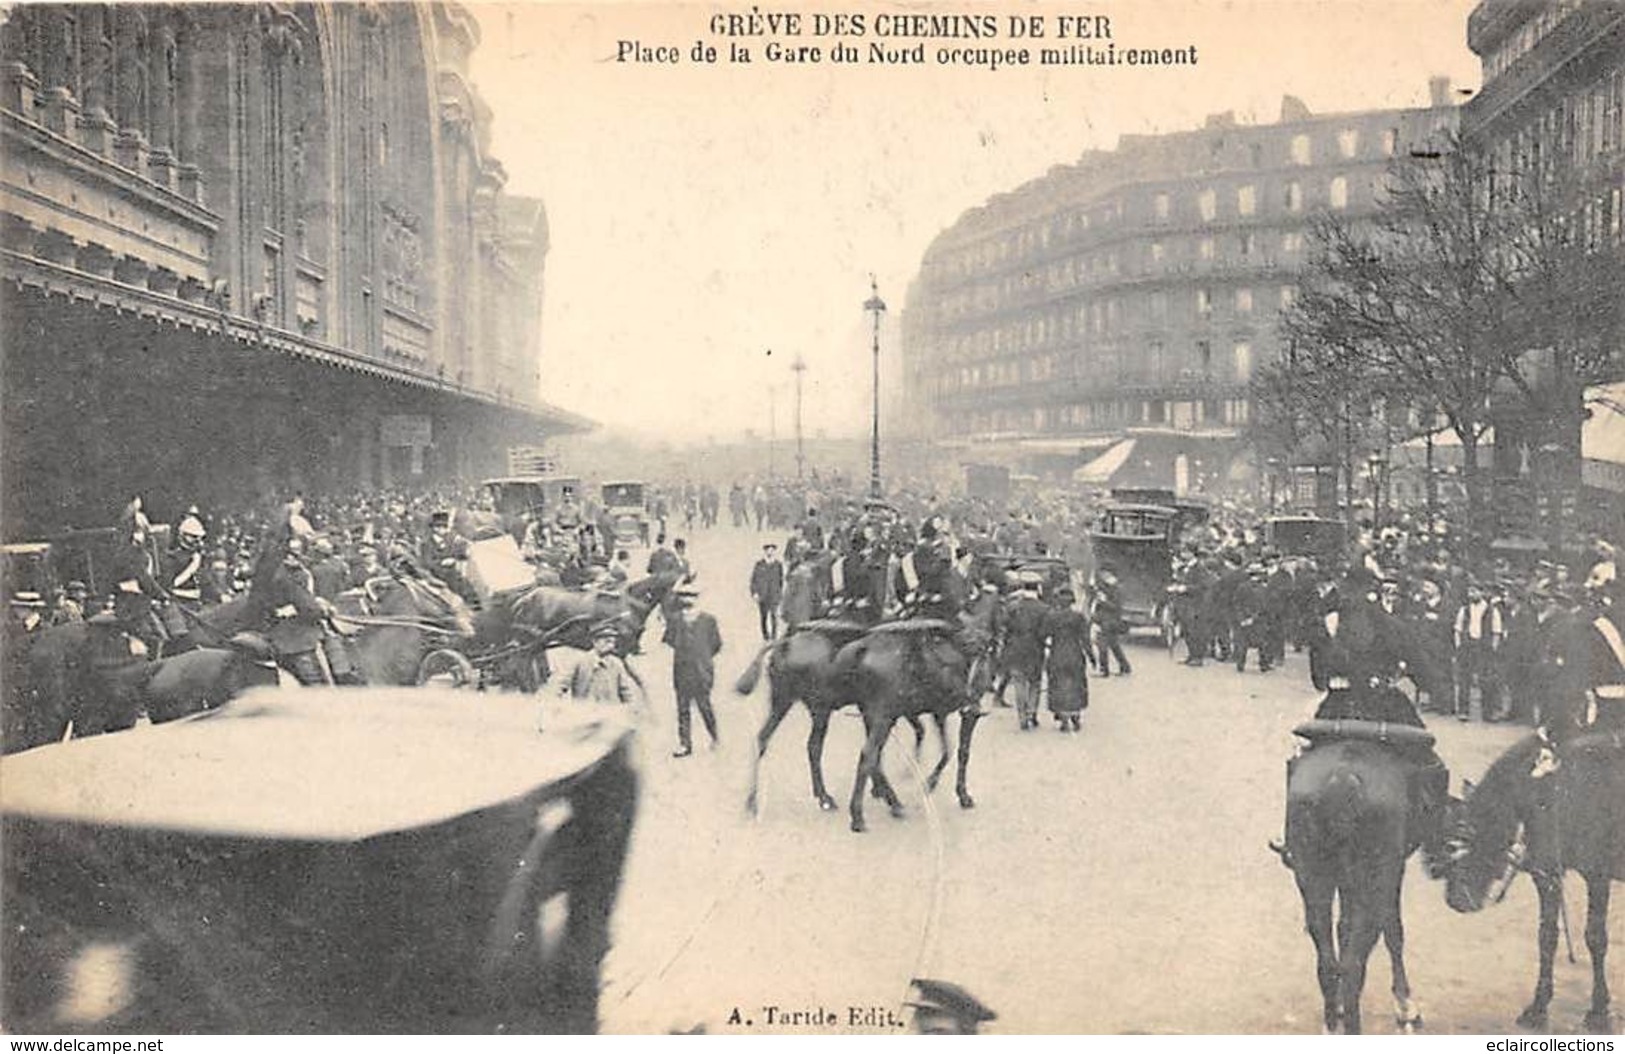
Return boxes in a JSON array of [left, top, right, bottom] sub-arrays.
[[463, 0, 1484, 443]]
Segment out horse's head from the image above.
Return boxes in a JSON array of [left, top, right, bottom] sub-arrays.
[[1437, 751, 1533, 913], [379, 576, 476, 638], [625, 571, 682, 617]]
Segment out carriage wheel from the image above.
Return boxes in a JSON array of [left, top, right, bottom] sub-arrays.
[[417, 649, 478, 688]]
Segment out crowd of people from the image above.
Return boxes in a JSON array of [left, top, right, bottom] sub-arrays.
[[7, 464, 1621, 746]]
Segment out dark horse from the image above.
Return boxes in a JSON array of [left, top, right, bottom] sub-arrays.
[[1283, 589, 1453, 1034], [736, 618, 874, 815], [1440, 732, 1623, 1033], [1286, 739, 1429, 1034], [835, 621, 982, 833], [509, 573, 681, 657]]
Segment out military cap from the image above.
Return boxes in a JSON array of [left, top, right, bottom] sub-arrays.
[[904, 978, 997, 1032]]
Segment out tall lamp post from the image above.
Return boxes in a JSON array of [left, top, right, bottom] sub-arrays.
[[1367, 453, 1387, 527], [1265, 456, 1281, 514], [791, 352, 807, 481], [864, 276, 887, 500], [767, 379, 778, 480]]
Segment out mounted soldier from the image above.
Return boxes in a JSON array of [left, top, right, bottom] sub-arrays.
[[111, 500, 167, 656], [262, 536, 334, 686], [160, 509, 209, 652], [1273, 566, 1452, 868], [1541, 560, 1625, 746]]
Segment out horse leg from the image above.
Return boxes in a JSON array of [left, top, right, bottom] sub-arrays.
[[1384, 879, 1423, 1032], [907, 713, 926, 757], [1335, 892, 1384, 1036], [1300, 881, 1341, 1033], [1519, 874, 1562, 1029], [849, 713, 895, 834], [806, 706, 837, 811], [746, 689, 795, 816], [925, 712, 951, 793], [1582, 873, 1612, 1033], [954, 708, 981, 809]]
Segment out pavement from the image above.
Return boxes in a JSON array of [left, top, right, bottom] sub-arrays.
[[593, 521, 1622, 1035]]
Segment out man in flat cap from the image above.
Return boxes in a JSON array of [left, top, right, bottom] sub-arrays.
[[904, 978, 997, 1035], [559, 621, 643, 707]]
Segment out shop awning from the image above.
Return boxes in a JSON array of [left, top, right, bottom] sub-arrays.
[[1073, 438, 1136, 484]]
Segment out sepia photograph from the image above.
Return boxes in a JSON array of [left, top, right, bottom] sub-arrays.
[[1, 0, 1623, 1038]]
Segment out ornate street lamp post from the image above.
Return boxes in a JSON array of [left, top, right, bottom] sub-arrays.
[[864, 276, 887, 499], [791, 352, 807, 481]]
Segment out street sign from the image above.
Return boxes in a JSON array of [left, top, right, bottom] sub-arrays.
[[506, 446, 556, 476]]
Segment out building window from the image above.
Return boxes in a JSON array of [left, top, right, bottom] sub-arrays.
[[1154, 192, 1170, 220], [1238, 184, 1256, 216], [1196, 289, 1211, 316], [1280, 285, 1296, 308], [1151, 240, 1165, 263], [1291, 134, 1312, 165], [1198, 188, 1217, 222], [1197, 340, 1212, 375], [1250, 143, 1264, 168], [1238, 232, 1254, 257], [1330, 176, 1349, 210], [1236, 287, 1253, 313], [1281, 232, 1303, 253], [1199, 237, 1215, 261], [1285, 181, 1302, 212], [1382, 128, 1398, 157], [1233, 342, 1253, 382], [1338, 129, 1360, 159]]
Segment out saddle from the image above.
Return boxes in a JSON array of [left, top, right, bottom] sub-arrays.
[[1292, 719, 1436, 750], [868, 617, 957, 635]]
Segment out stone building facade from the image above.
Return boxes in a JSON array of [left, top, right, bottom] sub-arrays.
[[0, 3, 588, 536], [899, 86, 1459, 480]]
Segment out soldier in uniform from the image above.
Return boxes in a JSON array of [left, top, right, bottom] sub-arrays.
[[110, 511, 167, 656], [900, 518, 957, 621], [263, 537, 334, 686], [161, 511, 210, 652], [1543, 562, 1625, 743], [1273, 567, 1451, 867], [829, 534, 882, 625]]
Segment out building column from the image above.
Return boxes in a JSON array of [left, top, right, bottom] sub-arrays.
[[174, 17, 203, 203], [112, 8, 150, 172], [76, 8, 115, 156], [146, 20, 177, 190]]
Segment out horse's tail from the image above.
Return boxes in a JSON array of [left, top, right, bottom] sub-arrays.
[[734, 642, 775, 695]]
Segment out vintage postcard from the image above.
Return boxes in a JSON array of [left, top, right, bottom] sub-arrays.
[[3, 0, 1623, 1040]]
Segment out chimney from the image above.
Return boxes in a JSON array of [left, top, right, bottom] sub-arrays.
[[1279, 95, 1312, 123], [1429, 75, 1452, 107]]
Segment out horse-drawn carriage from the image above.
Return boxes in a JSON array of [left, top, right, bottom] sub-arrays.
[[1, 688, 639, 1033], [599, 481, 652, 548], [1089, 502, 1177, 645]]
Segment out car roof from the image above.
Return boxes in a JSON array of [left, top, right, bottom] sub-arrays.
[[1100, 503, 1178, 515]]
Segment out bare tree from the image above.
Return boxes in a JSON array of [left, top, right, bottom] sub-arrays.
[[1273, 133, 1624, 556]]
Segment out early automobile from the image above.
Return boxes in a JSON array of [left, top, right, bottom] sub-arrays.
[[1089, 502, 1178, 643], [2, 688, 640, 1034], [600, 481, 652, 547], [480, 475, 583, 541]]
